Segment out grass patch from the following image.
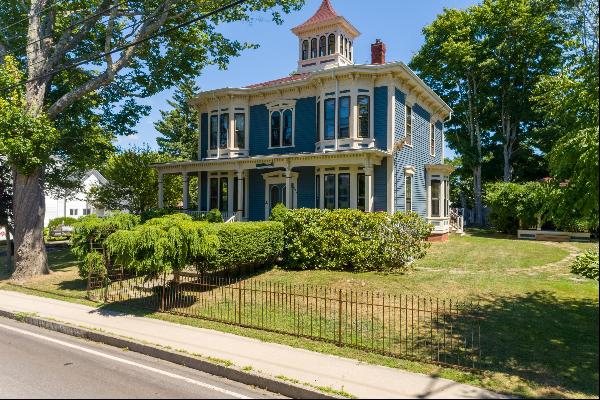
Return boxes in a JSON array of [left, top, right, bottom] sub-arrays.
[[1, 232, 598, 398]]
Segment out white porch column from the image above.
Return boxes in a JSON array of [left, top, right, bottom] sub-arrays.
[[182, 172, 189, 210], [197, 173, 202, 211], [237, 169, 245, 216], [364, 166, 373, 212], [158, 173, 164, 209], [227, 174, 235, 217], [285, 166, 293, 209]]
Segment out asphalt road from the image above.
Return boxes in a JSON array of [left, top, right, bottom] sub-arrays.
[[0, 317, 283, 399]]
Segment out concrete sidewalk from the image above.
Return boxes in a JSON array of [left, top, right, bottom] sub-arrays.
[[0, 290, 503, 399]]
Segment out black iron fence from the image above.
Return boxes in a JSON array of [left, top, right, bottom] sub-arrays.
[[89, 271, 482, 368]]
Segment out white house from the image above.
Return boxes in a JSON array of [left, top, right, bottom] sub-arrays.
[[44, 169, 108, 227]]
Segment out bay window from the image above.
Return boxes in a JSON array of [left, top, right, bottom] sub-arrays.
[[324, 98, 335, 140], [357, 95, 370, 138], [234, 113, 245, 149], [209, 115, 218, 150], [405, 174, 413, 211], [431, 179, 441, 217], [338, 96, 350, 138], [219, 113, 228, 149]]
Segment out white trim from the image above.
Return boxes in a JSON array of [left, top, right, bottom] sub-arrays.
[[429, 121, 436, 157], [268, 107, 296, 149], [262, 171, 299, 219], [404, 104, 413, 148]]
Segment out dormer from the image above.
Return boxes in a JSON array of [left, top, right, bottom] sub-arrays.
[[292, 0, 360, 73]]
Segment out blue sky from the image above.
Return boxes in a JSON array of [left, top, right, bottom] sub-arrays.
[[121, 0, 477, 157]]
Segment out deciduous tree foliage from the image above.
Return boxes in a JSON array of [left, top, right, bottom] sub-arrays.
[[88, 146, 182, 214], [0, 0, 304, 279]]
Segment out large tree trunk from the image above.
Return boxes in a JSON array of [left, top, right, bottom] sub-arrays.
[[11, 167, 49, 281], [472, 165, 483, 226]]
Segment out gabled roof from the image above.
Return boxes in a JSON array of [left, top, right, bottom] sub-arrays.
[[293, 0, 338, 30], [83, 169, 108, 185], [291, 0, 360, 37], [244, 73, 311, 89]]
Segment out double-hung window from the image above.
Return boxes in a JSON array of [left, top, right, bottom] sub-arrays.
[[302, 40, 308, 60], [430, 122, 435, 156], [338, 96, 350, 138], [430, 179, 441, 217], [357, 173, 366, 211], [270, 109, 293, 147], [219, 113, 229, 149], [324, 174, 336, 210], [311, 38, 318, 58], [328, 34, 335, 55], [405, 105, 413, 146], [337, 173, 350, 209], [219, 177, 228, 212], [319, 36, 326, 57], [324, 98, 336, 140], [209, 115, 218, 149], [405, 175, 413, 211], [210, 177, 229, 211], [357, 95, 370, 138], [234, 113, 245, 149]]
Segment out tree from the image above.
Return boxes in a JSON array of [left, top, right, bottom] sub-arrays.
[[533, 0, 599, 229], [476, 0, 565, 182], [410, 7, 492, 225], [0, 0, 304, 279], [155, 78, 200, 160], [89, 146, 181, 214], [0, 157, 13, 271]]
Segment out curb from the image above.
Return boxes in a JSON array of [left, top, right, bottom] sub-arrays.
[[0, 309, 341, 399]]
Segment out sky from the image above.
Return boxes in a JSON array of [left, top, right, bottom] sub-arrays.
[[120, 0, 478, 157]]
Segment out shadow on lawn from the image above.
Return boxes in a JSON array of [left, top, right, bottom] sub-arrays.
[[479, 291, 599, 396]]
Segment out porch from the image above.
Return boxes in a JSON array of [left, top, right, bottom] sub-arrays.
[[153, 149, 388, 221]]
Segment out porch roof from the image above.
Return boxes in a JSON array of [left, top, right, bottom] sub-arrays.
[[152, 148, 388, 174]]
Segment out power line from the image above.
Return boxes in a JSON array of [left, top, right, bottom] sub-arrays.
[[3, 0, 129, 55], [4, 0, 249, 91]]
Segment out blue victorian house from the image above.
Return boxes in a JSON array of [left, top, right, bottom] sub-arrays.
[[154, 0, 454, 239]]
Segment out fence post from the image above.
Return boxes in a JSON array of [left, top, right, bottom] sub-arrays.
[[160, 272, 166, 312], [338, 289, 343, 346], [238, 280, 242, 325]]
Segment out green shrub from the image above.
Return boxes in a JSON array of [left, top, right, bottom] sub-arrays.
[[206, 209, 223, 223], [570, 250, 599, 280], [485, 181, 545, 234], [71, 213, 140, 278], [206, 221, 284, 271], [140, 208, 180, 223], [270, 206, 432, 272], [48, 216, 79, 231], [105, 215, 218, 276]]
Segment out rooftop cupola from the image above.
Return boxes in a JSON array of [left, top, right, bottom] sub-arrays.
[[291, 0, 360, 73]]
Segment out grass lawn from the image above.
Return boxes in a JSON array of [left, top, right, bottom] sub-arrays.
[[1, 232, 598, 399]]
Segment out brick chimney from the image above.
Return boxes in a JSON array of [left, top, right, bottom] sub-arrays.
[[371, 39, 386, 65]]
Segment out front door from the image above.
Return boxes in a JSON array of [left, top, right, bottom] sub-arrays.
[[268, 183, 286, 216]]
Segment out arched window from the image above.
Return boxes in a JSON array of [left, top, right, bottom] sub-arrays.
[[349, 41, 352, 60], [310, 38, 317, 58], [319, 36, 326, 57], [271, 111, 281, 147], [339, 34, 343, 53], [301, 40, 308, 60], [344, 38, 348, 58], [327, 34, 335, 55], [283, 109, 293, 146]]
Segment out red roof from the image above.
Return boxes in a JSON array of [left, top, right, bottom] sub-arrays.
[[244, 73, 311, 89], [293, 0, 338, 30]]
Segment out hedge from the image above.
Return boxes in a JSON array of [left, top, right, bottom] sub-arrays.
[[206, 221, 284, 271], [100, 216, 283, 277], [270, 205, 432, 272]]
